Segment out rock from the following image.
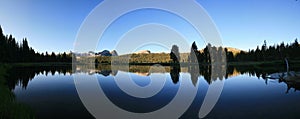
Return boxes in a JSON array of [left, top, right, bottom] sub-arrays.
[[96, 50, 112, 56], [134, 50, 151, 54], [110, 50, 118, 56]]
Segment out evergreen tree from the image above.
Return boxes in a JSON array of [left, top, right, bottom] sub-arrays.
[[0, 25, 5, 62], [189, 41, 201, 63], [0, 25, 72, 63], [170, 45, 180, 63]]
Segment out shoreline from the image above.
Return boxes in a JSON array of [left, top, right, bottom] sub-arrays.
[[2, 59, 299, 67]]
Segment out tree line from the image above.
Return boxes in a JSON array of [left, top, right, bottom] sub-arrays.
[[0, 25, 72, 63], [235, 40, 300, 62], [1, 25, 299, 64], [170, 39, 300, 64]]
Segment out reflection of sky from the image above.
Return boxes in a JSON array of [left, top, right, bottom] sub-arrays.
[[1, 0, 300, 53], [12, 72, 300, 118], [206, 74, 300, 118], [13, 73, 94, 119], [98, 73, 179, 113]]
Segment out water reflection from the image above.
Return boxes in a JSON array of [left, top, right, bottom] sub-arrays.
[[6, 65, 72, 90], [282, 79, 300, 93], [6, 64, 300, 118], [170, 65, 180, 84], [6, 64, 300, 93]]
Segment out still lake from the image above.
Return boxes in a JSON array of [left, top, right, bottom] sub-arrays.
[[8, 64, 300, 119]]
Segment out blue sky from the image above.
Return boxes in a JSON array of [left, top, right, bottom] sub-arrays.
[[0, 0, 299, 53]]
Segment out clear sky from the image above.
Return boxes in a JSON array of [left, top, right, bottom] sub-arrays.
[[0, 0, 299, 53]]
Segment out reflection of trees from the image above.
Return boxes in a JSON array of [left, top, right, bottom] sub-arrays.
[[170, 45, 181, 84], [95, 64, 174, 76], [0, 66, 35, 119], [187, 42, 227, 85], [187, 42, 201, 85], [6, 66, 72, 90], [226, 65, 234, 79], [188, 65, 200, 85], [188, 64, 227, 85], [210, 46, 227, 82], [8, 63, 299, 91], [200, 65, 212, 84], [170, 65, 180, 84], [232, 62, 300, 79], [227, 63, 300, 93], [95, 64, 114, 76], [283, 80, 300, 94]]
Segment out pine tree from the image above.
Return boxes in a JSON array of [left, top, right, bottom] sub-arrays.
[[0, 25, 4, 62], [170, 45, 180, 63]]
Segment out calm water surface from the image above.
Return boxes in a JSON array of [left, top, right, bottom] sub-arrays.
[[9, 65, 300, 119]]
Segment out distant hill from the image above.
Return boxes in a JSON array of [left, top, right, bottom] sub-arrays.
[[199, 47, 242, 56], [225, 47, 243, 56], [92, 47, 243, 64]]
